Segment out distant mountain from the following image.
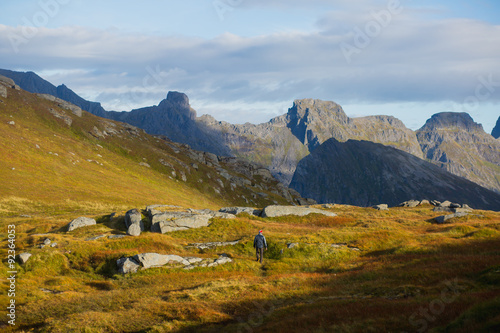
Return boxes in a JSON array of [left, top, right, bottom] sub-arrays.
[[2, 68, 498, 195], [0, 69, 107, 118], [416, 112, 500, 193], [200, 98, 423, 184], [290, 138, 500, 210], [493, 116, 500, 139]]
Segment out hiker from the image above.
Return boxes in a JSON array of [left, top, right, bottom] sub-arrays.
[[253, 229, 267, 263]]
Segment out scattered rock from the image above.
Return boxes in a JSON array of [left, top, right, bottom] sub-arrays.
[[8, 120, 15, 126], [439, 200, 453, 208], [420, 199, 431, 205], [17, 253, 32, 264], [261, 205, 337, 218], [43, 238, 51, 246], [151, 211, 213, 233], [287, 243, 299, 249], [67, 217, 96, 232], [373, 204, 389, 211]]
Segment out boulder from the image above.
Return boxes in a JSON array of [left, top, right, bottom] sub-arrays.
[[219, 207, 262, 216], [434, 212, 469, 224], [373, 204, 389, 211], [67, 217, 96, 232], [18, 253, 32, 264], [133, 253, 190, 268], [399, 200, 420, 208], [439, 200, 453, 208], [151, 212, 212, 233], [117, 257, 141, 274], [125, 209, 142, 227], [261, 205, 337, 218], [127, 223, 142, 237], [0, 74, 15, 87], [125, 209, 144, 236], [433, 206, 453, 213]]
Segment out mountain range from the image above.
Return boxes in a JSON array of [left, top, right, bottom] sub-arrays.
[[1, 68, 499, 209]]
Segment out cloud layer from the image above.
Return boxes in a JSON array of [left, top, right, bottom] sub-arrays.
[[0, 1, 499, 129]]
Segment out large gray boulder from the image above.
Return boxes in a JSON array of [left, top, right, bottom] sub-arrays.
[[117, 257, 141, 274], [67, 217, 96, 232], [151, 211, 212, 233], [261, 205, 337, 218], [125, 209, 142, 227], [133, 253, 190, 268]]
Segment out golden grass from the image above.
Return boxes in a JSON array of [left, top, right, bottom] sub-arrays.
[[0, 204, 499, 333]]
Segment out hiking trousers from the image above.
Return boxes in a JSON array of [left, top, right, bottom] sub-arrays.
[[256, 247, 264, 263]]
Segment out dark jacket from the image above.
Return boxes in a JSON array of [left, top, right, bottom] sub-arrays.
[[253, 234, 267, 249]]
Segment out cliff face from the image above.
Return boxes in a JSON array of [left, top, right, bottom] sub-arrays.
[[289, 138, 500, 210], [416, 112, 500, 193]]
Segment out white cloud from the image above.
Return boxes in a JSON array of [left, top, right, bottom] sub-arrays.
[[0, 3, 499, 131]]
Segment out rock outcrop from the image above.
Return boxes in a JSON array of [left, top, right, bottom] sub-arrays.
[[290, 138, 500, 211], [67, 217, 96, 232], [117, 253, 233, 274]]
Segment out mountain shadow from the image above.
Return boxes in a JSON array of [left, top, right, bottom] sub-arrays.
[[289, 138, 500, 210]]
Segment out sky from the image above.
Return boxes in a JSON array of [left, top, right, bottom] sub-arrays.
[[1, 0, 500, 132]]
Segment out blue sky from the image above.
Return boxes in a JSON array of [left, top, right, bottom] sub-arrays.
[[1, 0, 499, 132]]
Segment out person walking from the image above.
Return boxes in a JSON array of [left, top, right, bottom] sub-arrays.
[[253, 230, 267, 263]]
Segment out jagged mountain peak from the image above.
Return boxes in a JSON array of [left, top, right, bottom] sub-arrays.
[[166, 91, 190, 108], [288, 98, 348, 124], [419, 112, 484, 132]]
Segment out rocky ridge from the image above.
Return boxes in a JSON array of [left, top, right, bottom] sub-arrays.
[[2, 69, 499, 194]]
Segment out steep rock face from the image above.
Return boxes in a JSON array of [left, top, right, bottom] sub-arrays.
[[416, 112, 500, 192], [492, 116, 500, 139], [290, 138, 500, 210]]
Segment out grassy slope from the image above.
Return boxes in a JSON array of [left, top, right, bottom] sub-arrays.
[[1, 89, 500, 332], [1, 205, 499, 332]]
